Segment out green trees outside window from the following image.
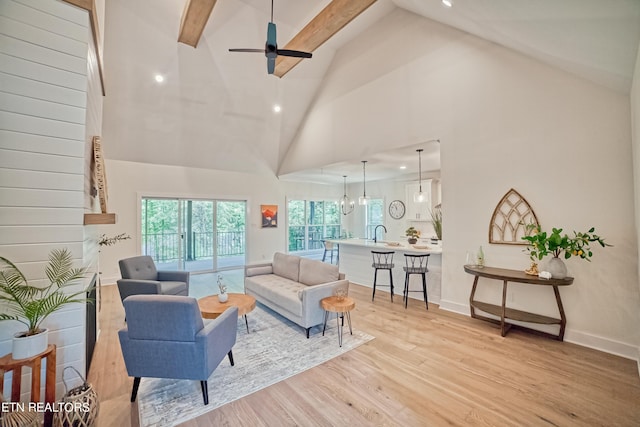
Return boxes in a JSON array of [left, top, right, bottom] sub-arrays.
[[288, 200, 340, 252]]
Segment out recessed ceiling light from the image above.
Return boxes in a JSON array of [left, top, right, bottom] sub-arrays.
[[154, 74, 164, 83], [400, 165, 407, 170], [273, 104, 282, 113], [442, 0, 453, 7]]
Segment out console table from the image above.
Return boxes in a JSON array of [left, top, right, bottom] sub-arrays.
[[464, 265, 574, 341]]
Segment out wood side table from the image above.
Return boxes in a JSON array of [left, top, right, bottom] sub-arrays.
[[464, 265, 574, 340], [198, 293, 256, 333], [0, 344, 56, 427], [321, 296, 356, 347]]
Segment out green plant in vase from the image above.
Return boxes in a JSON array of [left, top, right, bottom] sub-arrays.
[[405, 227, 420, 244], [521, 224, 611, 279], [429, 204, 442, 241], [0, 248, 91, 359]]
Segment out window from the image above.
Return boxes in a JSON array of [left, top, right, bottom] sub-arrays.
[[288, 199, 340, 252], [365, 198, 384, 239]]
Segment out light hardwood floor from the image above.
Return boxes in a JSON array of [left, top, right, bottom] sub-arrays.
[[89, 283, 640, 426]]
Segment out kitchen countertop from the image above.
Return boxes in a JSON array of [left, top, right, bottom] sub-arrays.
[[325, 238, 442, 254]]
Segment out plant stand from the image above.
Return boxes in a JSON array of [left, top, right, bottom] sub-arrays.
[[0, 345, 56, 427]]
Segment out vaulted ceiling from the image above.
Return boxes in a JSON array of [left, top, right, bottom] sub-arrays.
[[101, 0, 640, 183]]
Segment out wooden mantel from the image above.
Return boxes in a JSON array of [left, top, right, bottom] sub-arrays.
[[84, 213, 116, 225]]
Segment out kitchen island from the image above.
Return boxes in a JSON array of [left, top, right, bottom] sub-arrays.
[[326, 238, 442, 305]]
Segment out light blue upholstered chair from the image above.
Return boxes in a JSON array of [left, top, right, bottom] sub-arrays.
[[117, 256, 189, 303], [118, 295, 238, 405]]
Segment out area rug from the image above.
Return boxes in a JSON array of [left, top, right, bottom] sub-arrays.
[[137, 304, 374, 427]]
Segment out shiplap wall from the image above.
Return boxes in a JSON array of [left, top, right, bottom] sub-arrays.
[[0, 0, 98, 401]]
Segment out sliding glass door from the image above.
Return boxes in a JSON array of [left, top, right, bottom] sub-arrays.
[[141, 198, 246, 272], [141, 199, 181, 270], [183, 200, 214, 272], [215, 201, 246, 270]]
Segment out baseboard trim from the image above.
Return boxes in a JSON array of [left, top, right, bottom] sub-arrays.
[[438, 299, 469, 316], [563, 330, 638, 361], [437, 299, 639, 362]]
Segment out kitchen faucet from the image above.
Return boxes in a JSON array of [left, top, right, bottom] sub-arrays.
[[374, 225, 387, 243]]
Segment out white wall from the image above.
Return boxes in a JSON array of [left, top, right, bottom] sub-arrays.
[[284, 9, 640, 358], [98, 159, 342, 283], [0, 0, 97, 398], [630, 42, 640, 369]]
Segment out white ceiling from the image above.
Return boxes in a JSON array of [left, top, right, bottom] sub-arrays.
[[102, 0, 640, 184]]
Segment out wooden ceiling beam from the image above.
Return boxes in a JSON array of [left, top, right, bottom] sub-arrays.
[[274, 0, 377, 78], [178, 0, 218, 48]]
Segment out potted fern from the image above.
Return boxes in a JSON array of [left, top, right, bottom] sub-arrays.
[[0, 248, 90, 359]]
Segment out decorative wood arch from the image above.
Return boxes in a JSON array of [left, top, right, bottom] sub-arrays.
[[489, 188, 539, 245]]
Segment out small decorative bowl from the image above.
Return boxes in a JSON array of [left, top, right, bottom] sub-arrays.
[[334, 289, 347, 301]]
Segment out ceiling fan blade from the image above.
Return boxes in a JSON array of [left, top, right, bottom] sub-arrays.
[[229, 48, 265, 53], [277, 49, 312, 59], [267, 22, 276, 47], [267, 57, 276, 74]]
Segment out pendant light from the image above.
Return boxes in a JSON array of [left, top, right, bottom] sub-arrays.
[[358, 161, 370, 205], [414, 149, 427, 203], [340, 175, 355, 215]]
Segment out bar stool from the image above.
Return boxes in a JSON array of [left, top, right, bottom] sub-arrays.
[[403, 254, 430, 309], [371, 251, 395, 302], [322, 240, 339, 264]]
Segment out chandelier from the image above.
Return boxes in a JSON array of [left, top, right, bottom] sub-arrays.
[[340, 175, 355, 215]]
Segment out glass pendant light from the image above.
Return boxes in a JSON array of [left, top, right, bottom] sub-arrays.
[[340, 175, 355, 215], [414, 149, 427, 203], [358, 161, 370, 205]]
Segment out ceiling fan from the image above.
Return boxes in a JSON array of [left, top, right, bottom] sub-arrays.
[[229, 0, 312, 75]]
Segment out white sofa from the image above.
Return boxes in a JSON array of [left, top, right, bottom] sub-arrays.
[[244, 252, 349, 338]]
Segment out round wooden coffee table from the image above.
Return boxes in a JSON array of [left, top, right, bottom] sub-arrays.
[[321, 296, 356, 347], [198, 293, 256, 333]]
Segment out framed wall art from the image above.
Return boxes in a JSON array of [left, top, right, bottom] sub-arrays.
[[261, 205, 278, 228]]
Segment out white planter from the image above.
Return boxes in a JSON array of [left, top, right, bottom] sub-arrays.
[[12, 328, 48, 360], [218, 293, 228, 303], [546, 257, 568, 279]]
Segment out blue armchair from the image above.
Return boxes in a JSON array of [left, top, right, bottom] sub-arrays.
[[117, 256, 189, 303], [118, 295, 238, 405]]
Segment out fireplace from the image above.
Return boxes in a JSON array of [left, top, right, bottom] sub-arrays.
[[86, 273, 97, 374]]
